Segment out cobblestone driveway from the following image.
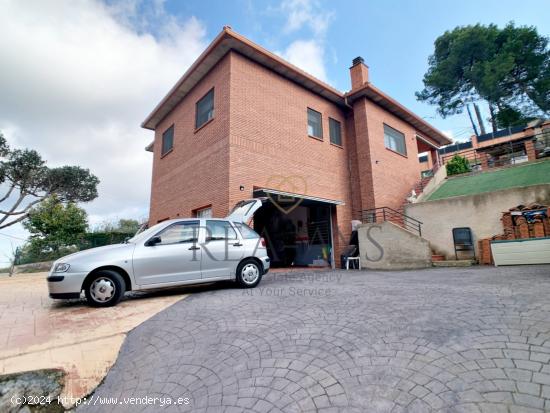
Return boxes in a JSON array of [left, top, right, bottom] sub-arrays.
[[82, 265, 550, 412]]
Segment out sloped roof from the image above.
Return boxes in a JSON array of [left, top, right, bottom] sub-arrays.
[[142, 26, 451, 146]]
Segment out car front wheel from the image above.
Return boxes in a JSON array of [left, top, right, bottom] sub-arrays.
[[236, 259, 262, 288], [84, 270, 125, 307]]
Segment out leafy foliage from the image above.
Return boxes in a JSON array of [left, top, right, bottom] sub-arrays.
[[23, 196, 88, 256], [417, 23, 550, 129], [17, 201, 137, 264], [94, 218, 141, 234], [446, 155, 471, 176], [0, 132, 99, 229]]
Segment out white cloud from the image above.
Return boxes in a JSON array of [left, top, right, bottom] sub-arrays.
[[443, 130, 455, 142], [280, 0, 333, 37], [279, 39, 328, 82], [274, 0, 334, 83], [0, 0, 208, 253]]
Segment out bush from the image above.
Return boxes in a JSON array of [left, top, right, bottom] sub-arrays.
[[15, 232, 134, 265], [446, 155, 471, 175]]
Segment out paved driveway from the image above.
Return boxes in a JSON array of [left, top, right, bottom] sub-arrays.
[[0, 273, 186, 405], [82, 266, 550, 412]]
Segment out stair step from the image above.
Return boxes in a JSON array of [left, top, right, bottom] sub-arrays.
[[432, 260, 475, 267]]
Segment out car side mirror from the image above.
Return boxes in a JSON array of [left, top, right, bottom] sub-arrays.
[[145, 236, 161, 247]]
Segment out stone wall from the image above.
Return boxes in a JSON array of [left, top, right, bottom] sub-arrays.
[[405, 184, 550, 259], [357, 221, 432, 270]]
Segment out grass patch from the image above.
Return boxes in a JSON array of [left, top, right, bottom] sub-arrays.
[[427, 160, 550, 201]]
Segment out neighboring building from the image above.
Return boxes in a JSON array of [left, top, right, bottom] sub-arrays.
[[142, 27, 451, 267], [433, 120, 550, 171]]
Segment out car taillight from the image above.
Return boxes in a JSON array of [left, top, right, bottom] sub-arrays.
[[260, 237, 266, 247]]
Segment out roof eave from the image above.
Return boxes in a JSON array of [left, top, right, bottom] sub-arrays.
[[141, 27, 345, 131], [346, 84, 452, 147]]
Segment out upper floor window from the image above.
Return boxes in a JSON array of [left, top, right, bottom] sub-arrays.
[[384, 124, 407, 156], [329, 118, 342, 146], [307, 108, 323, 139], [196, 88, 214, 129], [161, 125, 174, 156]]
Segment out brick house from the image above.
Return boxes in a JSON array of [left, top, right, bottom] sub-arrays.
[[142, 27, 451, 267]]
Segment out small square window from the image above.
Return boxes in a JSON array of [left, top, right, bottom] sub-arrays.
[[307, 108, 323, 139], [195, 207, 212, 218], [384, 124, 407, 156], [329, 118, 342, 146], [196, 88, 214, 129], [161, 125, 174, 156]]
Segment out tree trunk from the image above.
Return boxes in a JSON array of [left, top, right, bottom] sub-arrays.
[[489, 103, 498, 132], [473, 103, 486, 135]]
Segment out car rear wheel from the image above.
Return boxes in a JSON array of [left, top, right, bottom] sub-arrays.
[[84, 270, 125, 307], [236, 259, 262, 288]]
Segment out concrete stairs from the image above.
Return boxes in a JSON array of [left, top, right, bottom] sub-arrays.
[[432, 260, 475, 267], [401, 175, 434, 212]]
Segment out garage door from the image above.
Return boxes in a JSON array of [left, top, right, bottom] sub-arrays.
[[491, 238, 550, 266]]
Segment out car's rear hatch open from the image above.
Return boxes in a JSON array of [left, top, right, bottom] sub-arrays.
[[225, 198, 266, 223]]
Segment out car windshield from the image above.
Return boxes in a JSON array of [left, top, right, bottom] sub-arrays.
[[126, 221, 167, 243]]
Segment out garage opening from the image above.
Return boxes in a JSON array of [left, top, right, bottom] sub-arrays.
[[252, 189, 343, 269]]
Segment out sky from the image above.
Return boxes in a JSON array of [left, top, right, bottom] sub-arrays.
[[0, 0, 549, 264]]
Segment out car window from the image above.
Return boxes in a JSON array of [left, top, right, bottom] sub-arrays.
[[206, 220, 237, 241], [156, 221, 199, 245], [233, 222, 259, 239]]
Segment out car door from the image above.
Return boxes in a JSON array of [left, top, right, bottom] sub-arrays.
[[201, 220, 244, 279], [132, 220, 202, 286]]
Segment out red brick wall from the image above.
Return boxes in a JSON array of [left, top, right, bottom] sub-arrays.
[[227, 52, 354, 258], [360, 99, 423, 210], [148, 54, 231, 224], [147, 50, 430, 262]]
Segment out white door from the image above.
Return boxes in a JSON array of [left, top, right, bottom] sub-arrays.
[[201, 220, 244, 278], [132, 220, 202, 286]]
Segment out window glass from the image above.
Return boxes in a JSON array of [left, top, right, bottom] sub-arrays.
[[329, 118, 342, 146], [195, 207, 212, 218], [233, 222, 259, 239], [307, 108, 323, 138], [206, 220, 237, 241], [196, 89, 214, 129], [162, 125, 174, 156], [383, 124, 407, 156], [156, 221, 199, 245]]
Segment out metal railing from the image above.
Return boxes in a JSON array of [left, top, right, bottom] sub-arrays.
[[360, 207, 423, 237], [440, 132, 550, 172], [441, 139, 529, 170]]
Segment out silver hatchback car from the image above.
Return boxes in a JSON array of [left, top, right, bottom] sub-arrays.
[[47, 199, 269, 307]]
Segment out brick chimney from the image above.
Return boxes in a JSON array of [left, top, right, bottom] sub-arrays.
[[350, 56, 369, 90]]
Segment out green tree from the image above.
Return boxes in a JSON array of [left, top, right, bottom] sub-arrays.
[[23, 196, 88, 256], [417, 23, 550, 130], [446, 155, 471, 176], [94, 218, 141, 234], [0, 132, 99, 229]]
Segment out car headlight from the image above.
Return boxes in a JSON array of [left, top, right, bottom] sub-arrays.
[[53, 263, 70, 273]]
